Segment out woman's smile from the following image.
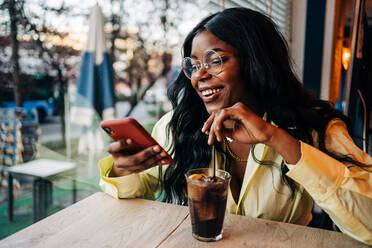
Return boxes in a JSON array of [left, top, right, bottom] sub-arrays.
[[199, 85, 224, 102]]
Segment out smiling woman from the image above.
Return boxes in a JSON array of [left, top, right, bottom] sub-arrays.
[[186, 31, 248, 114], [99, 7, 372, 245]]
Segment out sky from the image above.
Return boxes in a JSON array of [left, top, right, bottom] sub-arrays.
[[20, 0, 211, 52]]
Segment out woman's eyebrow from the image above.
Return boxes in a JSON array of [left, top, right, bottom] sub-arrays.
[[190, 48, 227, 58], [211, 48, 226, 52]]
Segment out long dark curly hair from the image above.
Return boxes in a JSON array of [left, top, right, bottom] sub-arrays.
[[161, 7, 361, 205]]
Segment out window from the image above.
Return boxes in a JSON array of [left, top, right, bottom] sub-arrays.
[[205, 0, 292, 41]]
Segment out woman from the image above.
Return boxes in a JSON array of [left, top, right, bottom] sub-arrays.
[[99, 8, 372, 244]]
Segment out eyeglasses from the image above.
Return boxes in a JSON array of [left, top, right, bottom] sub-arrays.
[[182, 50, 223, 80]]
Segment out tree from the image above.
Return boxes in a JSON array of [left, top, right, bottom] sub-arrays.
[[124, 32, 156, 116], [0, 0, 79, 146], [107, 0, 196, 117], [1, 0, 23, 107], [18, 3, 78, 146]]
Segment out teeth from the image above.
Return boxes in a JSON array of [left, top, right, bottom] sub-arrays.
[[201, 88, 222, 96]]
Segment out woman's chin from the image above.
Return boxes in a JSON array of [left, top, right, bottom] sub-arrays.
[[205, 103, 226, 114]]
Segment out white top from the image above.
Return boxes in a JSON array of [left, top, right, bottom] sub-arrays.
[[8, 159, 75, 178]]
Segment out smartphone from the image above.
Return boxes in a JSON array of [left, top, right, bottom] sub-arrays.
[[100, 117, 173, 164]]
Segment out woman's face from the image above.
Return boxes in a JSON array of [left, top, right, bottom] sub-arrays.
[[190, 30, 247, 114]]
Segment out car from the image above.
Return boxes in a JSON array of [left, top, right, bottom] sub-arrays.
[[0, 74, 56, 123], [2, 97, 55, 123]]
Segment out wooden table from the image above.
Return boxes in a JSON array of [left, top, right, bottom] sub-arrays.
[[0, 192, 368, 248]]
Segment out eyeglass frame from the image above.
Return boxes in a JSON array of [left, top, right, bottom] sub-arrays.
[[182, 49, 225, 80]]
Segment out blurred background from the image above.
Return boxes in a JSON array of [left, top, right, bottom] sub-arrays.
[[0, 0, 371, 239]]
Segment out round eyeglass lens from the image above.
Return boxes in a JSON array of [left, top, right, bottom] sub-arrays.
[[203, 50, 223, 76], [182, 57, 195, 79], [182, 50, 223, 80]]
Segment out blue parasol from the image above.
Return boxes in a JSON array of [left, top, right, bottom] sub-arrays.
[[70, 5, 115, 152]]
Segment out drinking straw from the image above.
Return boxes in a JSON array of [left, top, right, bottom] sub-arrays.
[[212, 145, 216, 181]]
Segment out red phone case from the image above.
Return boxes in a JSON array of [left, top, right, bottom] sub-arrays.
[[100, 117, 173, 164]]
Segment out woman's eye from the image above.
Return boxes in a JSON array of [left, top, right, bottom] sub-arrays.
[[210, 59, 221, 64], [220, 57, 228, 63]]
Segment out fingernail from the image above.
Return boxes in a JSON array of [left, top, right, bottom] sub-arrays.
[[153, 146, 161, 152], [126, 139, 132, 144], [161, 159, 167, 164], [160, 151, 167, 157]]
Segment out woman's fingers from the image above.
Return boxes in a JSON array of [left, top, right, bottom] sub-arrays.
[[108, 136, 172, 176], [203, 103, 249, 144], [114, 145, 159, 166], [207, 126, 216, 145], [202, 113, 220, 145], [207, 109, 233, 144], [122, 152, 168, 174], [202, 112, 215, 134], [213, 109, 231, 142], [114, 145, 168, 170], [108, 138, 133, 154], [219, 127, 234, 140], [203, 101, 274, 146], [127, 145, 166, 165]]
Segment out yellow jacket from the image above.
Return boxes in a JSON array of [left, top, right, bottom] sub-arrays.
[[99, 112, 372, 245]]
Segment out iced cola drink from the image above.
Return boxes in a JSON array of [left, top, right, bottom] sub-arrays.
[[185, 168, 231, 242]]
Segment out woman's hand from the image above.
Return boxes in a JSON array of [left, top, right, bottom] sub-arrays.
[[201, 102, 301, 164], [108, 138, 169, 177], [202, 102, 274, 145]]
